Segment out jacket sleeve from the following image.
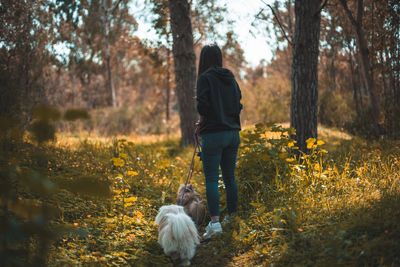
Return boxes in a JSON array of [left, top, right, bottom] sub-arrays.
[[237, 81, 243, 111], [196, 75, 211, 116]]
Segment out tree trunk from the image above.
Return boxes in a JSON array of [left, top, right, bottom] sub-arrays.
[[166, 48, 171, 123], [339, 0, 381, 136], [291, 0, 321, 152], [346, 38, 363, 116], [168, 0, 197, 146], [384, 1, 400, 138], [101, 0, 117, 108]]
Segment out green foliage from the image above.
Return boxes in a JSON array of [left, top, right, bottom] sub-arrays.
[[319, 90, 355, 128], [2, 121, 399, 266], [234, 124, 400, 266], [241, 72, 291, 125], [29, 120, 57, 144], [148, 0, 228, 43], [237, 123, 328, 205], [0, 106, 90, 266], [63, 108, 90, 121], [59, 106, 173, 135]]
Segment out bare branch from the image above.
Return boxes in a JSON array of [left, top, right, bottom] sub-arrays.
[[110, 0, 123, 13], [338, 0, 358, 27], [255, 8, 266, 20], [356, 0, 363, 24], [314, 0, 329, 16], [260, 0, 293, 46], [194, 32, 204, 46]]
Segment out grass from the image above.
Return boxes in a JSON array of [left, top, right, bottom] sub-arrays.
[[8, 125, 400, 266]]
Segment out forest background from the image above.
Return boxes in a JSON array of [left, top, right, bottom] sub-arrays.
[[2, 0, 398, 139], [1, 0, 399, 266]]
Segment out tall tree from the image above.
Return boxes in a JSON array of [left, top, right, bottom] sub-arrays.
[[168, 0, 197, 146], [149, 0, 173, 124], [291, 0, 322, 151], [100, 0, 123, 107], [0, 0, 51, 126], [51, 0, 136, 108], [149, 0, 227, 132], [222, 31, 246, 77], [338, 0, 382, 135]]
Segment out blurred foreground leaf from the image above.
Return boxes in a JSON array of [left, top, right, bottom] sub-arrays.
[[29, 120, 56, 143], [64, 108, 90, 121], [32, 105, 61, 121], [18, 168, 57, 196], [58, 175, 111, 198], [0, 198, 61, 220]]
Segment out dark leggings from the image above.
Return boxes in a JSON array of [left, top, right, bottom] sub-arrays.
[[200, 130, 240, 217]]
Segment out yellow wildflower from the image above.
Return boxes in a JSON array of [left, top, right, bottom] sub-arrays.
[[127, 170, 138, 176], [314, 163, 321, 171], [286, 157, 296, 163], [306, 138, 316, 149], [112, 157, 125, 167], [287, 141, 295, 148], [125, 196, 137, 203], [316, 140, 325, 146]]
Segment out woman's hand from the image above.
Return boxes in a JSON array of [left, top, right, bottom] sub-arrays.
[[195, 116, 204, 135]]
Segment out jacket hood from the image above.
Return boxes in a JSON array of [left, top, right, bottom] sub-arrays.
[[204, 67, 235, 83]]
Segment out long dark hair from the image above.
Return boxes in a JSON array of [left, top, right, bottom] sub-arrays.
[[198, 44, 223, 76]]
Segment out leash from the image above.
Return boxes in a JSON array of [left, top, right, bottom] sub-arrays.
[[183, 124, 202, 187], [177, 124, 202, 206]]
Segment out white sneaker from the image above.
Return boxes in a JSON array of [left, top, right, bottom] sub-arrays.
[[202, 221, 222, 239]]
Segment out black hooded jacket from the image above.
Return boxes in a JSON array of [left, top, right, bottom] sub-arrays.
[[196, 67, 243, 134]]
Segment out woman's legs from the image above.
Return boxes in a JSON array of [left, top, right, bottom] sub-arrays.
[[201, 131, 240, 221], [220, 132, 239, 214], [201, 133, 223, 220]]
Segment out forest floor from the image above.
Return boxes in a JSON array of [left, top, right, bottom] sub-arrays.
[[18, 125, 400, 266]]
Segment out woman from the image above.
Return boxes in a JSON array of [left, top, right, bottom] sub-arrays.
[[196, 44, 243, 239]]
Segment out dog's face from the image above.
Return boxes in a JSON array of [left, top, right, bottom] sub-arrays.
[[176, 184, 206, 226], [177, 184, 196, 205], [155, 204, 184, 225]]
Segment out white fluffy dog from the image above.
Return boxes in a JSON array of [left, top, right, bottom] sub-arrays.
[[155, 205, 200, 266]]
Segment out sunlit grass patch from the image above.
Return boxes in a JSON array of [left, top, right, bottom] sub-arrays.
[[19, 124, 399, 266], [234, 124, 400, 266], [54, 131, 180, 149]]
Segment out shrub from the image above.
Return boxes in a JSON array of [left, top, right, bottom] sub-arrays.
[[319, 90, 355, 128]]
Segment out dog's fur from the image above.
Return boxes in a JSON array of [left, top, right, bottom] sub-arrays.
[[177, 184, 207, 226], [155, 205, 200, 266]]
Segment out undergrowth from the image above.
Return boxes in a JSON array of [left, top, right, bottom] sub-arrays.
[[3, 124, 399, 266], [234, 124, 400, 266]]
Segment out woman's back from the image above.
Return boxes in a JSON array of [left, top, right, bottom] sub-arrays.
[[196, 66, 242, 134]]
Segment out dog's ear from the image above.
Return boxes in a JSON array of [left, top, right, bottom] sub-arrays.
[[188, 184, 193, 190], [155, 206, 165, 225]]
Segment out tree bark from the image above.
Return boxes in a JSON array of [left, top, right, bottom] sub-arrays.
[[339, 0, 381, 135], [346, 37, 363, 116], [168, 0, 197, 146], [291, 0, 321, 152], [101, 0, 118, 108], [166, 48, 171, 123]]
